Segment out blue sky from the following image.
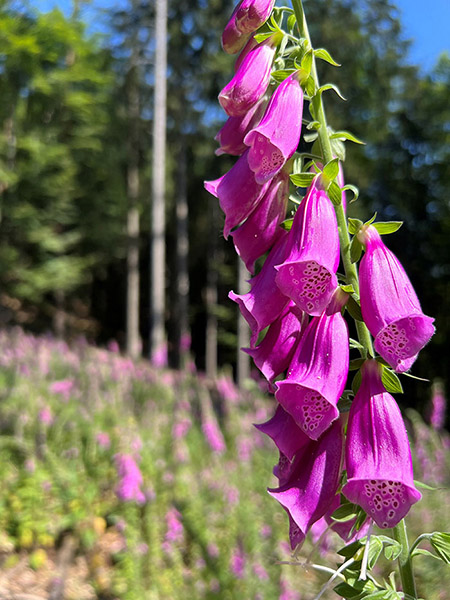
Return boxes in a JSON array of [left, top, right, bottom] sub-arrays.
[[33, 0, 449, 72]]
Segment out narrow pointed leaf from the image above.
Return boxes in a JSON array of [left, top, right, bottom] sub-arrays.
[[314, 47, 341, 66], [373, 221, 403, 235], [381, 367, 403, 394]]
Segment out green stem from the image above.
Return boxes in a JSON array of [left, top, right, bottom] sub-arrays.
[[291, 0, 373, 357], [291, 1, 416, 597], [393, 520, 418, 599]]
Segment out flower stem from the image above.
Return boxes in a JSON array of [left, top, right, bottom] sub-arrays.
[[291, 0, 373, 357], [392, 519, 418, 599]]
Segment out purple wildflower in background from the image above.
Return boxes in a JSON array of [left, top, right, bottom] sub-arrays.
[[275, 293, 349, 440], [244, 72, 303, 183], [358, 225, 435, 372], [275, 178, 340, 316], [230, 545, 246, 578], [38, 406, 53, 426], [96, 432, 111, 449], [255, 404, 310, 461], [49, 379, 74, 402], [216, 374, 239, 403], [202, 419, 226, 454], [342, 360, 421, 528], [219, 37, 276, 116], [114, 453, 146, 504], [429, 380, 446, 430], [162, 507, 184, 554]]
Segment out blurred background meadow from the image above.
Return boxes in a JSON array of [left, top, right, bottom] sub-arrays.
[[0, 0, 449, 598]]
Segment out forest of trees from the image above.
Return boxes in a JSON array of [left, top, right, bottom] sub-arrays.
[[0, 0, 448, 407]]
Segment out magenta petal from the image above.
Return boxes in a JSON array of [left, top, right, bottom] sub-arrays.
[[230, 169, 288, 272], [255, 404, 310, 461], [204, 150, 271, 239], [275, 179, 340, 316], [275, 310, 349, 440], [244, 73, 303, 184], [235, 0, 275, 34], [215, 97, 267, 157], [268, 420, 344, 547], [342, 360, 421, 529], [229, 232, 290, 345], [221, 2, 251, 54], [359, 226, 435, 372], [244, 302, 307, 382], [219, 39, 275, 117]]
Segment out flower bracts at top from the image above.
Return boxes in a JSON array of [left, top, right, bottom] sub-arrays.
[[205, 0, 434, 550]]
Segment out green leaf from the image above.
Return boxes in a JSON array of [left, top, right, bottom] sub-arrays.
[[368, 537, 384, 570], [271, 68, 296, 83], [306, 120, 321, 130], [331, 502, 358, 523], [348, 218, 363, 235], [281, 218, 293, 231], [384, 541, 402, 561], [372, 221, 403, 235], [287, 14, 296, 31], [254, 32, 274, 43], [338, 394, 353, 413], [330, 130, 365, 145], [349, 358, 365, 371], [364, 592, 392, 600], [352, 370, 362, 395], [337, 539, 364, 559], [317, 83, 347, 101], [328, 180, 342, 205], [300, 49, 313, 75], [411, 548, 442, 561], [323, 157, 340, 181], [381, 367, 403, 394], [314, 47, 341, 66], [430, 532, 450, 564], [349, 338, 364, 352], [342, 184, 360, 203], [290, 172, 315, 187], [414, 480, 438, 491], [365, 212, 378, 226], [304, 75, 316, 97], [333, 582, 361, 599], [350, 237, 363, 263], [347, 296, 363, 322]]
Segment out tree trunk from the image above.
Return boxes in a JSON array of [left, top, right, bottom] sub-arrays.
[[205, 202, 219, 379], [150, 0, 168, 364], [126, 51, 141, 360], [174, 139, 190, 368], [237, 258, 250, 387]]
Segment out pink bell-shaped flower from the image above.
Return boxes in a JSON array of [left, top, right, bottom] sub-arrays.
[[275, 177, 340, 316], [219, 37, 276, 117], [221, 3, 251, 54], [244, 302, 307, 384], [215, 97, 267, 157], [255, 404, 310, 461], [235, 0, 276, 34], [358, 225, 435, 372], [204, 150, 271, 239], [342, 360, 421, 529], [244, 72, 303, 184], [268, 420, 344, 550], [229, 232, 290, 346], [230, 168, 289, 273], [275, 291, 349, 440]]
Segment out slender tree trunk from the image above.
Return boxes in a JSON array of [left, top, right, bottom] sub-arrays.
[[174, 138, 190, 368], [150, 0, 167, 362], [237, 259, 250, 387], [126, 51, 141, 360], [205, 202, 219, 379]]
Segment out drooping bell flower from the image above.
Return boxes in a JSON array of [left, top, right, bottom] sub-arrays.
[[221, 3, 251, 54], [255, 403, 310, 461], [275, 289, 349, 440], [342, 360, 421, 529], [219, 37, 277, 117], [268, 420, 344, 550], [235, 0, 276, 34], [215, 96, 268, 156], [230, 168, 289, 272], [244, 72, 303, 184], [244, 302, 308, 384], [234, 35, 258, 72], [229, 232, 290, 346], [204, 150, 271, 239], [275, 177, 340, 316], [358, 225, 435, 372]]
